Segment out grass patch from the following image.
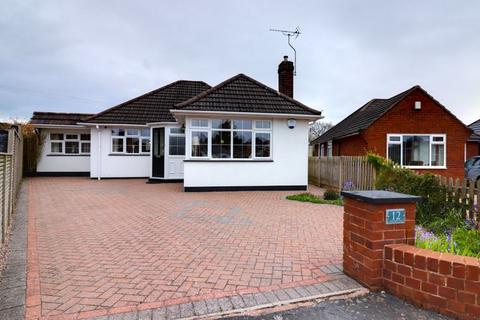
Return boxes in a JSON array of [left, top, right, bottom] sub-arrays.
[[286, 193, 343, 206]]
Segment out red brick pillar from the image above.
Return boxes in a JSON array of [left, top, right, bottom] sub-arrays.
[[342, 190, 420, 291]]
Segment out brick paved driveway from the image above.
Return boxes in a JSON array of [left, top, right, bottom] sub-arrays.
[[27, 178, 343, 319]]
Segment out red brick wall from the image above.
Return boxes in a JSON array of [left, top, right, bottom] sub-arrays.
[[384, 244, 480, 319], [333, 88, 472, 179], [333, 135, 368, 156], [467, 141, 480, 159]]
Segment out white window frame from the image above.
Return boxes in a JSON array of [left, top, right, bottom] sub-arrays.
[[320, 143, 325, 157], [111, 128, 150, 154], [49, 132, 90, 155], [386, 134, 447, 169], [188, 118, 273, 160], [168, 127, 186, 156], [327, 140, 333, 157]]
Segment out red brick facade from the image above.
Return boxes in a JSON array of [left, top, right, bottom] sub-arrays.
[[327, 88, 475, 179], [343, 195, 480, 320]]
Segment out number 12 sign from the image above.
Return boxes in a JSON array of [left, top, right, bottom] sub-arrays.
[[385, 208, 405, 224]]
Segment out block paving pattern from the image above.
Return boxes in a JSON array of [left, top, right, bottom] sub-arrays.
[[26, 178, 344, 319]]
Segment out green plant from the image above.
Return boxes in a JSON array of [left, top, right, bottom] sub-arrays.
[[286, 193, 343, 206], [426, 208, 465, 234], [367, 153, 467, 226], [323, 189, 339, 200], [22, 124, 45, 176]]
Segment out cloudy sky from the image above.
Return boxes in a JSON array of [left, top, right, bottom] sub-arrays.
[[1, 0, 479, 125]]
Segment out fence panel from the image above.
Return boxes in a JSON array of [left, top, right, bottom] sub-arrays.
[[308, 156, 376, 191]]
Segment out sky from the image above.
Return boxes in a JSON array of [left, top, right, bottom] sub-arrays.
[[1, 0, 479, 125]]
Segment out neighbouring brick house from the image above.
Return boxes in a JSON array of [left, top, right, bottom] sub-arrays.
[[468, 117, 480, 155], [311, 85, 475, 179]]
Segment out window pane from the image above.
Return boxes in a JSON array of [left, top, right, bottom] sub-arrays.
[[233, 131, 252, 158], [126, 137, 140, 153], [142, 138, 151, 153], [233, 120, 252, 130], [255, 132, 271, 157], [432, 136, 444, 142], [170, 128, 184, 134], [127, 129, 139, 136], [192, 119, 208, 127], [80, 134, 90, 141], [50, 133, 63, 140], [66, 134, 78, 140], [389, 136, 401, 142], [191, 131, 208, 157], [65, 141, 79, 154], [255, 120, 271, 129], [112, 138, 124, 152], [431, 144, 445, 166], [212, 130, 231, 158], [212, 119, 231, 129], [169, 136, 185, 155], [112, 128, 125, 136], [403, 136, 430, 166], [388, 144, 401, 165], [81, 142, 90, 153], [51, 142, 62, 153], [141, 129, 150, 137]]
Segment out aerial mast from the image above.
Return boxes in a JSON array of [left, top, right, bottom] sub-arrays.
[[269, 27, 301, 76]]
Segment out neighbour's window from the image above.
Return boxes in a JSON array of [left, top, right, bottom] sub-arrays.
[[50, 133, 90, 155], [189, 119, 272, 159], [111, 128, 150, 154], [169, 127, 185, 156], [320, 144, 324, 157], [387, 134, 446, 168]]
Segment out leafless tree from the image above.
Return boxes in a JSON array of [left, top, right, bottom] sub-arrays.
[[309, 120, 333, 142]]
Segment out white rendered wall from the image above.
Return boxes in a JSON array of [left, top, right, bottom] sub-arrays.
[[183, 118, 310, 187], [90, 127, 150, 178], [37, 128, 91, 173]]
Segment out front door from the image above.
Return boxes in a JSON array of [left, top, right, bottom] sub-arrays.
[[152, 128, 165, 178]]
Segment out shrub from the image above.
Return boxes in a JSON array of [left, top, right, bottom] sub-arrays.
[[367, 152, 467, 226], [323, 189, 339, 200], [416, 225, 480, 258], [22, 124, 45, 176]]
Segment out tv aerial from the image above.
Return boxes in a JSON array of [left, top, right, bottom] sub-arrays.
[[270, 26, 301, 76]]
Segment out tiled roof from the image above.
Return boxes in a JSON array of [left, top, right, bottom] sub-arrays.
[[175, 74, 322, 116], [311, 86, 419, 145], [469, 119, 480, 141], [84, 80, 211, 124], [30, 112, 94, 125]]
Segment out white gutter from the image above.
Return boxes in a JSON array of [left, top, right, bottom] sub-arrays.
[[145, 121, 178, 126], [31, 124, 88, 129], [96, 125, 101, 180], [169, 109, 323, 120]]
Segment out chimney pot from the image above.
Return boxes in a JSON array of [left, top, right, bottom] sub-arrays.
[[278, 56, 294, 98]]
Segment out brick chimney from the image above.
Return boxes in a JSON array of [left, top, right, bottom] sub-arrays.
[[278, 55, 294, 98]]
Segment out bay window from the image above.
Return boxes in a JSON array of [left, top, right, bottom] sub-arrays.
[[111, 128, 150, 154], [50, 133, 90, 155], [387, 134, 446, 168], [189, 118, 272, 159]]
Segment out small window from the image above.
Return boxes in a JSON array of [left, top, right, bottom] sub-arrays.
[[126, 137, 140, 153], [112, 129, 125, 136], [388, 135, 401, 142], [127, 129, 139, 136], [51, 142, 63, 153], [112, 138, 124, 153], [169, 135, 185, 155], [233, 120, 252, 130], [65, 141, 79, 154], [81, 143, 91, 153], [192, 119, 208, 128], [140, 129, 150, 137], [255, 120, 271, 129], [191, 131, 208, 157], [66, 134, 78, 140], [50, 133, 64, 140], [255, 132, 271, 158], [80, 134, 90, 141], [170, 128, 184, 134], [212, 119, 231, 129]]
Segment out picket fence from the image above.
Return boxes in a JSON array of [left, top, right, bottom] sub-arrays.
[[308, 156, 376, 191]]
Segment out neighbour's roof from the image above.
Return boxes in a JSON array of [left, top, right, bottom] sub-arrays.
[[30, 112, 94, 126], [312, 85, 471, 145], [469, 119, 480, 141], [175, 74, 322, 116], [84, 80, 211, 125]]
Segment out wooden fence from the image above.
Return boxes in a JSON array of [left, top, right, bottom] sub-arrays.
[[0, 126, 23, 244], [308, 156, 376, 191], [439, 177, 479, 222]]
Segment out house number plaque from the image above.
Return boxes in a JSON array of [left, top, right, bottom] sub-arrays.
[[385, 208, 405, 224]]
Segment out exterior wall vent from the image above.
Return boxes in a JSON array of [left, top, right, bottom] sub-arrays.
[[414, 101, 422, 110]]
